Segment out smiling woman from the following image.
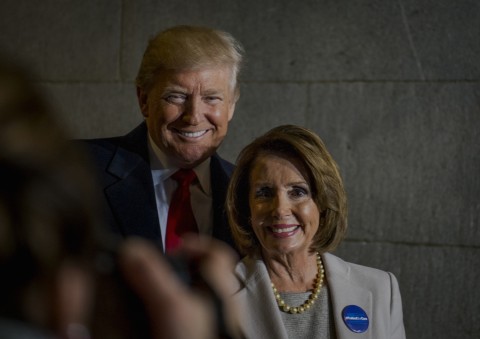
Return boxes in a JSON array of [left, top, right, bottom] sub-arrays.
[[248, 152, 321, 258], [226, 125, 406, 339]]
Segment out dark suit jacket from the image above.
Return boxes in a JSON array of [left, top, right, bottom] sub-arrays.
[[82, 122, 236, 252]]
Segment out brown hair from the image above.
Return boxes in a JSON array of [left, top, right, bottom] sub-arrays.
[[226, 125, 348, 256], [135, 25, 244, 95]]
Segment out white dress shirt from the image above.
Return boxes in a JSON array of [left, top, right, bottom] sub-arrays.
[[147, 135, 213, 251]]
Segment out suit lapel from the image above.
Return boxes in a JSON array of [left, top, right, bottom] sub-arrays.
[[104, 124, 163, 249], [323, 253, 372, 339], [210, 154, 235, 247]]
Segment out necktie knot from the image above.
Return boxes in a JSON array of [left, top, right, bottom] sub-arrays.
[[171, 169, 197, 186]]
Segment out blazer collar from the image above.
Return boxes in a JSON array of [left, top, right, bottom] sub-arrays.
[[322, 253, 372, 339], [235, 257, 289, 339]]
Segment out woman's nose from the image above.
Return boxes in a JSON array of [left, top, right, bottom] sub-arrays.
[[271, 194, 291, 218]]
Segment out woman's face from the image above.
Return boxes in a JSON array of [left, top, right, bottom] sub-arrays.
[[248, 153, 320, 257]]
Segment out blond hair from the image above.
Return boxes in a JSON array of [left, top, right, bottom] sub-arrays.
[[136, 25, 244, 93]]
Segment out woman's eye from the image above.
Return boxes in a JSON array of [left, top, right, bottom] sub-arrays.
[[290, 187, 308, 198], [254, 187, 272, 198]]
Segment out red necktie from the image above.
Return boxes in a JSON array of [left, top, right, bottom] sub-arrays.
[[165, 169, 198, 253]]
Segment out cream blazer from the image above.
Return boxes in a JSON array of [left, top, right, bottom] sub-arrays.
[[233, 253, 406, 339]]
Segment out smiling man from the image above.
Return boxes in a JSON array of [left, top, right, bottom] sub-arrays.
[[84, 26, 244, 252]]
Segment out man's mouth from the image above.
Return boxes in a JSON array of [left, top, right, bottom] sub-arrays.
[[174, 129, 209, 138]]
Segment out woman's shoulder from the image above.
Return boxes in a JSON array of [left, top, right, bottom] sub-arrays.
[[322, 252, 398, 287], [234, 254, 271, 286]]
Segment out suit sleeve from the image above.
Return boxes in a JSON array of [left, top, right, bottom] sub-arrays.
[[388, 272, 407, 339]]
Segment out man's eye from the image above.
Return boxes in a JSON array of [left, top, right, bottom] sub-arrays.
[[164, 94, 186, 104], [204, 95, 222, 104]]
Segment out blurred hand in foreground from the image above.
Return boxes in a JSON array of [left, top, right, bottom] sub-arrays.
[[119, 236, 241, 339]]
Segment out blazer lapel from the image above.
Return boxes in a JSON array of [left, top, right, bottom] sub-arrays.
[[234, 257, 289, 339], [323, 253, 372, 339]]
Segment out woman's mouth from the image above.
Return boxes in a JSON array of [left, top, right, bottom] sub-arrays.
[[269, 225, 300, 238]]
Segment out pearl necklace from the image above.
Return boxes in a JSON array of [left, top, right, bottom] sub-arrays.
[[271, 253, 324, 314]]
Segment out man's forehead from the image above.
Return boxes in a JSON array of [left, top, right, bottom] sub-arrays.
[[156, 68, 234, 92]]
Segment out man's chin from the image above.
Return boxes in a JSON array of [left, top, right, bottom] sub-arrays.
[[170, 146, 216, 169]]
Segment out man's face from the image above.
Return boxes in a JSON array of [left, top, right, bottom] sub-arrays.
[[138, 66, 237, 168]]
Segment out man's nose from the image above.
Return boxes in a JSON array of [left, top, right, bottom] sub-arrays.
[[182, 97, 203, 125]]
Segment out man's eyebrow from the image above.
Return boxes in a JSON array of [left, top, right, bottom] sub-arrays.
[[163, 85, 187, 92], [203, 89, 223, 96]]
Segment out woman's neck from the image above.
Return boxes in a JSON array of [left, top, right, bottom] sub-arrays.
[[262, 250, 319, 293]]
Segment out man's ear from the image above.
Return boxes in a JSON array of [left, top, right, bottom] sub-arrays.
[[227, 101, 236, 122], [227, 87, 240, 121], [137, 87, 149, 117]]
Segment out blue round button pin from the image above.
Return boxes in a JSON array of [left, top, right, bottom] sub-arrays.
[[342, 305, 369, 333]]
